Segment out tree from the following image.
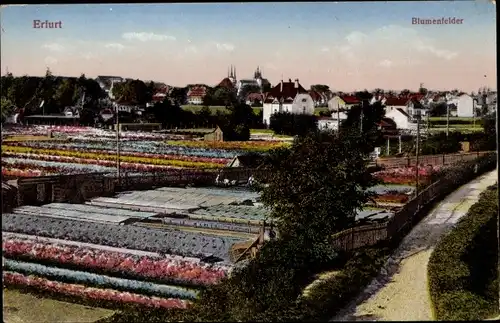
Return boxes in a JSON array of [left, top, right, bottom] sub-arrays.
[[1, 97, 15, 123], [340, 101, 386, 154], [310, 84, 330, 93], [429, 102, 448, 117], [419, 87, 428, 95], [170, 87, 188, 106], [111, 79, 149, 105], [196, 106, 213, 127], [260, 130, 377, 242], [400, 89, 411, 96], [54, 78, 77, 108], [270, 112, 318, 137], [213, 86, 236, 107]]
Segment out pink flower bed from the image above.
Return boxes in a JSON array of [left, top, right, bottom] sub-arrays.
[[2, 237, 230, 286], [3, 271, 190, 309], [373, 166, 441, 185]]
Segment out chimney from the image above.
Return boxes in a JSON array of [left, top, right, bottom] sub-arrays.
[[280, 80, 283, 92], [294, 79, 299, 89], [288, 78, 292, 83]]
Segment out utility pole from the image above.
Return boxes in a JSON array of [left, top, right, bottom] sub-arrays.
[[360, 101, 364, 133], [115, 102, 121, 186], [446, 102, 450, 137], [337, 108, 341, 132], [415, 112, 421, 197]]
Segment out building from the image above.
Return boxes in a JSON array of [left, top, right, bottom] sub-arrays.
[[327, 95, 360, 112], [204, 126, 224, 142], [262, 79, 314, 126], [235, 66, 271, 97], [385, 108, 412, 130], [226, 153, 265, 168], [187, 86, 207, 105], [455, 93, 475, 117], [383, 97, 408, 114], [246, 93, 264, 106]]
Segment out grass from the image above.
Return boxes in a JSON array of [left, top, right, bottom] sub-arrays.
[[428, 117, 475, 122], [428, 127, 483, 133], [3, 288, 115, 323]]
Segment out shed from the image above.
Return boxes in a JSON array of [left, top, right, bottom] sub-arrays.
[[227, 153, 265, 168], [204, 126, 224, 142]]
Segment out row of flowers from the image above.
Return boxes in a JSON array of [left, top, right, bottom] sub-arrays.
[[373, 166, 441, 185], [3, 125, 181, 140], [9, 140, 242, 159], [3, 271, 191, 309], [2, 145, 224, 169], [2, 168, 50, 177], [372, 193, 410, 204], [3, 258, 199, 299], [7, 142, 232, 164], [2, 158, 115, 172], [165, 140, 290, 151], [2, 237, 230, 286]]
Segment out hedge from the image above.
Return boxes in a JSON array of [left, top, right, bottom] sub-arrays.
[[428, 185, 499, 321]]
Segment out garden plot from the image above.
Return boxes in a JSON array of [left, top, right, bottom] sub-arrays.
[[368, 184, 415, 195], [191, 205, 269, 222], [2, 213, 245, 261], [158, 187, 260, 200], [355, 209, 394, 221], [41, 203, 159, 219], [12, 205, 131, 225]]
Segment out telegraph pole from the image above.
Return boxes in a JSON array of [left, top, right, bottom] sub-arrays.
[[360, 101, 364, 132], [415, 112, 421, 197], [446, 103, 450, 137], [115, 102, 121, 186]]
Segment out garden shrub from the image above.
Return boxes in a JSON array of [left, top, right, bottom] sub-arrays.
[[428, 186, 499, 321]]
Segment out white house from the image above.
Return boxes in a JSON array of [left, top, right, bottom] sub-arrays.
[[317, 111, 348, 131], [328, 95, 360, 112], [385, 108, 412, 130], [383, 97, 408, 114], [262, 79, 314, 126], [407, 99, 428, 117], [456, 94, 475, 117]]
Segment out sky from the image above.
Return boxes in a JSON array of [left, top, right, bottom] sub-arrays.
[[0, 1, 496, 92]]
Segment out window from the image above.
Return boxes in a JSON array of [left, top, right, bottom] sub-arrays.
[[302, 107, 306, 114], [302, 98, 307, 102]]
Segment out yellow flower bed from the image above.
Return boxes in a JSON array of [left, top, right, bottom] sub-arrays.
[[1, 145, 223, 169], [165, 140, 290, 151]]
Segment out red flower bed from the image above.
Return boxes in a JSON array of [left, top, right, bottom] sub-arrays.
[[3, 271, 190, 309], [2, 237, 230, 287], [373, 193, 409, 204]]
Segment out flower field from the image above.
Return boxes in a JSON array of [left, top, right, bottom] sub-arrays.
[[166, 140, 290, 151], [3, 271, 191, 309], [3, 236, 230, 287], [373, 166, 441, 186]]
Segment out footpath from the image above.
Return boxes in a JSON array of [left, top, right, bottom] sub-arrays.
[[332, 169, 498, 321]]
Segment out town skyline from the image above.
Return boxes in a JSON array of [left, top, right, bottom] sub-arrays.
[[0, 2, 496, 92]]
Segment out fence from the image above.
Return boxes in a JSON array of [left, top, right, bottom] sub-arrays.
[[330, 152, 496, 252], [374, 151, 494, 168], [12, 167, 271, 207]]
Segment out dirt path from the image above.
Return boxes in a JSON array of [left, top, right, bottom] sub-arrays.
[[332, 170, 498, 321]]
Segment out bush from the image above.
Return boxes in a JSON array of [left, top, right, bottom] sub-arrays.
[[269, 112, 318, 136], [428, 186, 499, 321]]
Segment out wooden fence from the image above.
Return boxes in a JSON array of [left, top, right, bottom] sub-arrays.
[[374, 151, 494, 168], [330, 152, 496, 252]]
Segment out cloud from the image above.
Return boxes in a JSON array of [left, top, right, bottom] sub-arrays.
[[320, 47, 330, 52], [44, 56, 58, 65], [81, 52, 98, 60], [105, 43, 125, 51], [333, 25, 458, 64], [379, 59, 393, 68], [184, 45, 198, 54], [42, 43, 65, 52], [215, 43, 235, 52], [122, 32, 176, 42]]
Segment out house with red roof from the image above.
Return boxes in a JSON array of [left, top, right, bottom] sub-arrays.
[[187, 86, 207, 105], [246, 92, 264, 106], [262, 79, 314, 126], [327, 95, 360, 112]]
